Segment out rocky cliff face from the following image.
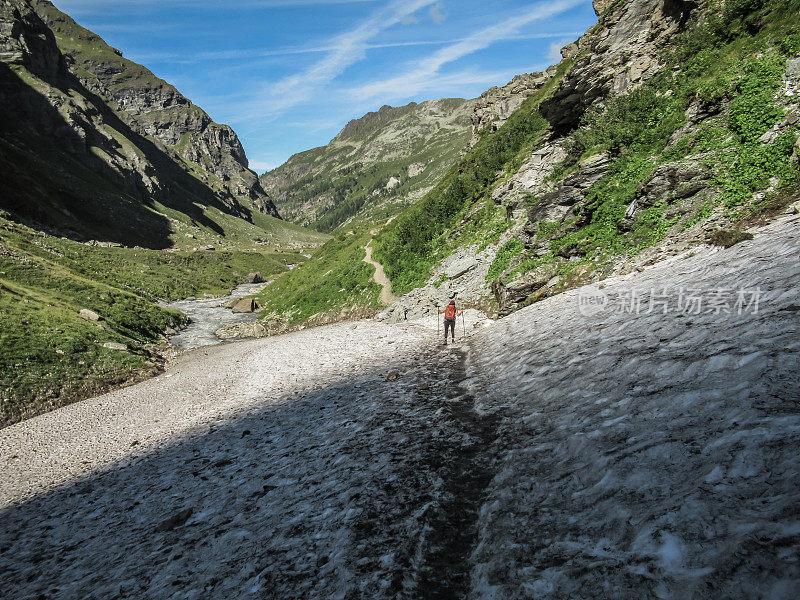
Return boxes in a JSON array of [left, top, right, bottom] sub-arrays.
[[260, 98, 473, 232], [540, 0, 681, 132], [470, 72, 553, 145], [0, 0, 281, 248]]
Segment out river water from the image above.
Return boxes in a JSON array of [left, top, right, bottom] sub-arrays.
[[165, 283, 266, 351]]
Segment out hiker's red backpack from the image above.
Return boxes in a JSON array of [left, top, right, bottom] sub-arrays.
[[444, 302, 456, 320]]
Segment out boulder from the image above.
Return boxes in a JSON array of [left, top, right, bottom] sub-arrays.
[[215, 322, 268, 339], [561, 42, 579, 59], [231, 297, 260, 313], [635, 160, 711, 210], [246, 272, 265, 284], [526, 153, 610, 227], [445, 257, 478, 280], [786, 58, 800, 79], [492, 263, 557, 317], [407, 162, 425, 177], [563, 153, 610, 189], [102, 342, 128, 351], [79, 309, 100, 322]]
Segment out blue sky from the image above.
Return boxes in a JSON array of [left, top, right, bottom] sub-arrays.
[[54, 0, 597, 172]]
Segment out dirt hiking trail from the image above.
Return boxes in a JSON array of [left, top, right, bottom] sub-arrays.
[[364, 240, 397, 305]]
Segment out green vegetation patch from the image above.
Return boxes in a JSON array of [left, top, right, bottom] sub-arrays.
[[257, 229, 382, 329], [372, 0, 799, 304], [509, 0, 800, 284], [374, 59, 575, 294], [0, 217, 297, 426], [264, 100, 472, 233], [487, 239, 525, 281], [708, 228, 755, 247]]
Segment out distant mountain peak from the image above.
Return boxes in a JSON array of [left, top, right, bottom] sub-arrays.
[[263, 98, 474, 232]]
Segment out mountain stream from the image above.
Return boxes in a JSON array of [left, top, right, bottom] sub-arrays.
[[164, 282, 266, 350]]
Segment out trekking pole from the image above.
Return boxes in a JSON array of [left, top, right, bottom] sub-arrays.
[[436, 304, 440, 338], [462, 311, 466, 340]]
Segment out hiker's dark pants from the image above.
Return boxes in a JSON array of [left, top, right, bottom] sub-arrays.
[[444, 318, 455, 341]]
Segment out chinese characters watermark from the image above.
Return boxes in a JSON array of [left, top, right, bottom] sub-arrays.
[[577, 287, 762, 317]]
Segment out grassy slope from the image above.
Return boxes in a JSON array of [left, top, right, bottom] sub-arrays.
[[5, 1, 324, 250], [256, 229, 382, 332], [153, 199, 329, 251], [0, 216, 301, 426], [253, 61, 570, 324], [373, 59, 574, 293], [518, 0, 800, 275], [375, 0, 800, 295]]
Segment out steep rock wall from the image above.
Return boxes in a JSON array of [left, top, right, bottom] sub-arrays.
[[0, 0, 279, 247]]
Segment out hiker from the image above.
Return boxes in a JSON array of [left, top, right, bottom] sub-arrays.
[[439, 298, 462, 345]]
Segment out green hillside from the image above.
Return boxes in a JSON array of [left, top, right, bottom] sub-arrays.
[[261, 99, 474, 232], [255, 229, 382, 334], [0, 215, 305, 427], [376, 0, 800, 295], [1, 0, 326, 249]]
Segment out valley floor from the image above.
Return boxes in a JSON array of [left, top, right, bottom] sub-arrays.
[[0, 217, 798, 599]]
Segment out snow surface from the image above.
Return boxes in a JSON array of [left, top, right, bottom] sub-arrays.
[[465, 217, 800, 599], [0, 217, 798, 599]]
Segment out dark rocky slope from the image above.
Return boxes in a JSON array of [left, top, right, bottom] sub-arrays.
[[0, 0, 282, 248]]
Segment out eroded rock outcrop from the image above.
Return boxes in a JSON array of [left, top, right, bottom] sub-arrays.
[[541, 0, 700, 132], [470, 72, 552, 145]]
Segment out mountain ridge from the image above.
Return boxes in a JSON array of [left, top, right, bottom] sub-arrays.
[[260, 97, 474, 232], [372, 0, 800, 321], [0, 0, 309, 250]]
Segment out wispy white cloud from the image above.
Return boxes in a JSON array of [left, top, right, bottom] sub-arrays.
[[346, 67, 536, 111], [55, 0, 379, 14], [133, 31, 583, 66], [547, 37, 573, 61], [429, 3, 446, 25], [241, 0, 438, 120], [348, 0, 588, 101], [133, 38, 451, 65], [248, 159, 278, 172], [73, 21, 183, 34]]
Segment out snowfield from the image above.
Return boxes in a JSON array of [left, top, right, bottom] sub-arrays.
[[1, 216, 798, 599]]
